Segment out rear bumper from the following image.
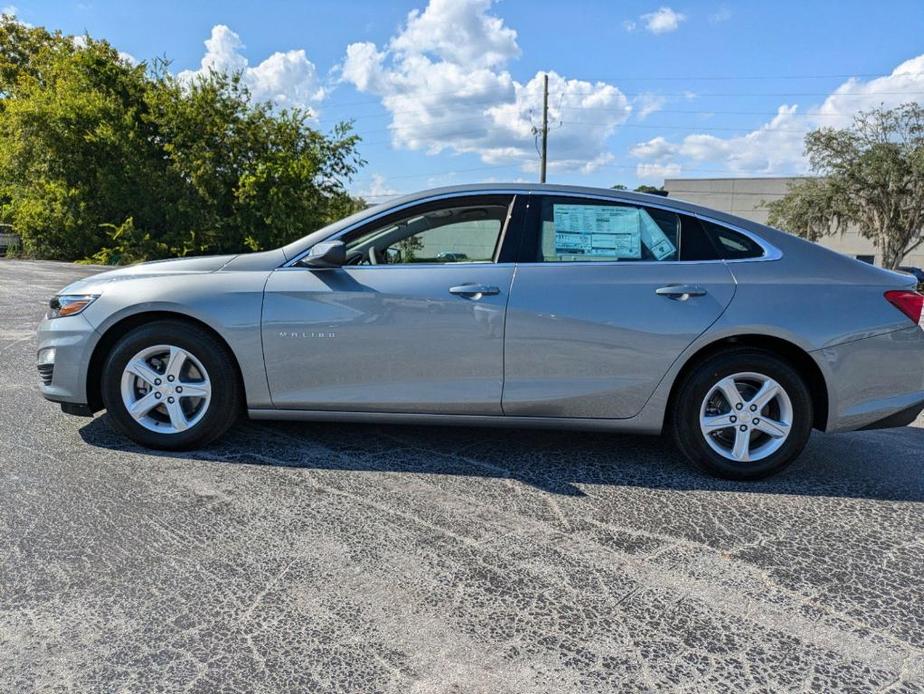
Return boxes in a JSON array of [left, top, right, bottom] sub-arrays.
[[35, 314, 99, 406], [814, 324, 924, 432]]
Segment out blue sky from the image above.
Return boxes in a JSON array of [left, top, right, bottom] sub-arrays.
[[7, 1, 924, 201]]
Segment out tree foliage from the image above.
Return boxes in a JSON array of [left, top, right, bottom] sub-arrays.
[[766, 103, 924, 269], [611, 184, 667, 195], [633, 184, 667, 195], [0, 17, 364, 262]]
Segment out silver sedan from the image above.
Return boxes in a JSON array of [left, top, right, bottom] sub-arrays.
[[36, 184, 924, 479]]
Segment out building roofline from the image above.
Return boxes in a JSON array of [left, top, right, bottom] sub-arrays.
[[664, 176, 816, 183]]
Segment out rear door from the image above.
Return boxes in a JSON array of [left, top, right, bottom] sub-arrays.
[[502, 194, 739, 419]]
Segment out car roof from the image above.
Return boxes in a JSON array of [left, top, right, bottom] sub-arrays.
[[365, 183, 686, 211]]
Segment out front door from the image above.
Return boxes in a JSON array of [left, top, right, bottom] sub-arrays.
[[262, 194, 520, 414], [503, 194, 740, 419]]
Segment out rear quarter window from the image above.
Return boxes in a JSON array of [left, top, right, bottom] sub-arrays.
[[700, 219, 764, 260]]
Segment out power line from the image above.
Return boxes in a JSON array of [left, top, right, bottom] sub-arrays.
[[323, 94, 924, 128], [318, 87, 924, 120], [562, 120, 810, 134], [353, 113, 818, 139], [342, 69, 923, 191], [558, 103, 922, 116], [351, 92, 924, 146], [561, 71, 924, 82], [352, 120, 811, 149], [599, 108, 896, 119], [347, 109, 915, 146], [317, 70, 924, 112]]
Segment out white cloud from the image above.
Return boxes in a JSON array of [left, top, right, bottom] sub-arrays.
[[641, 7, 687, 34], [340, 0, 630, 172], [709, 6, 732, 23], [2, 5, 31, 26], [630, 136, 679, 161], [356, 173, 401, 201], [622, 19, 637, 32], [812, 54, 924, 128], [635, 92, 667, 120], [178, 25, 323, 110], [629, 54, 924, 176], [637, 162, 681, 180], [389, 0, 519, 69]]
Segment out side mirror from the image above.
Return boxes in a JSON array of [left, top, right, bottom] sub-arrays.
[[302, 240, 346, 268]]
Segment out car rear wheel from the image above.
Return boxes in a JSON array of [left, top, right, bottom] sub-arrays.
[[101, 321, 241, 450], [670, 349, 813, 480]]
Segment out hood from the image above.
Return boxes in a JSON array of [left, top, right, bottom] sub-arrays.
[[59, 254, 237, 294]]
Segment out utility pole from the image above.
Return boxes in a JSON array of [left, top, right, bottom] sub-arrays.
[[539, 73, 548, 183]]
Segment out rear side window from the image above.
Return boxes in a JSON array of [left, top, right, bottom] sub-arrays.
[[537, 198, 678, 262], [527, 196, 765, 262]]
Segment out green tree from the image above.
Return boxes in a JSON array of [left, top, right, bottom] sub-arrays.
[[0, 20, 161, 258], [0, 17, 364, 262], [145, 67, 363, 258], [766, 103, 924, 269], [611, 184, 668, 195]]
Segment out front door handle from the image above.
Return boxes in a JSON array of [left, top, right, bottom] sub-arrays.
[[656, 284, 707, 300], [449, 284, 501, 298]]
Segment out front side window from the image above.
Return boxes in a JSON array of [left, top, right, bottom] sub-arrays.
[[344, 199, 511, 265]]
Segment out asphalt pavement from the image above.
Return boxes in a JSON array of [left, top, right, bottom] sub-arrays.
[[1, 259, 923, 692]]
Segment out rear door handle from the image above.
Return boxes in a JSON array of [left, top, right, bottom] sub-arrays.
[[449, 284, 501, 298], [656, 285, 707, 300]]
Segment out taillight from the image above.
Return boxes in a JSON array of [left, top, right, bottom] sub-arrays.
[[884, 290, 924, 324]]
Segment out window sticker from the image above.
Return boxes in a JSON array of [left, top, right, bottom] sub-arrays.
[[553, 204, 642, 258], [639, 214, 676, 260], [551, 203, 677, 260]]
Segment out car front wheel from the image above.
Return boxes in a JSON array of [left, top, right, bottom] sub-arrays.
[[671, 349, 814, 480], [101, 320, 241, 450]]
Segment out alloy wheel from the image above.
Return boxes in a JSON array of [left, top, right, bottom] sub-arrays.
[[699, 371, 793, 463], [119, 344, 212, 434]]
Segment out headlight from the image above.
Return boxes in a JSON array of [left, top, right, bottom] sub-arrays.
[[46, 294, 99, 319]]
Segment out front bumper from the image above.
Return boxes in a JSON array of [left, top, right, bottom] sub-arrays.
[[814, 324, 924, 433], [36, 313, 99, 406]]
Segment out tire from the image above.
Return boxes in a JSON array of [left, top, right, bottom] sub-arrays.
[[670, 348, 813, 480], [101, 320, 241, 450]]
